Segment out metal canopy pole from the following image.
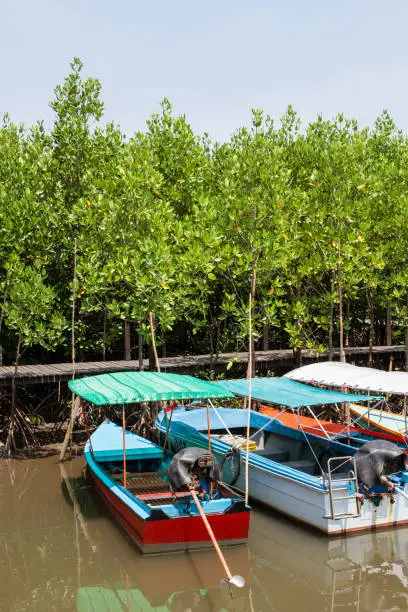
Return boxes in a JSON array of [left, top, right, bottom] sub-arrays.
[[245, 293, 252, 505], [122, 405, 127, 489], [206, 400, 212, 452]]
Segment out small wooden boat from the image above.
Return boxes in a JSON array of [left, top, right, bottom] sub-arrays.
[[69, 372, 250, 555], [157, 378, 408, 535], [349, 404, 408, 441], [85, 421, 249, 554], [284, 361, 408, 442], [259, 404, 406, 444]]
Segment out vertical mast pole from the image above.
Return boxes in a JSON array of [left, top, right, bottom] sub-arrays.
[[59, 238, 78, 462], [206, 400, 212, 452], [122, 405, 127, 489], [245, 292, 252, 505]]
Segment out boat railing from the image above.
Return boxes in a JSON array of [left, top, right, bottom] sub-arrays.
[[297, 406, 333, 440], [324, 456, 361, 520]]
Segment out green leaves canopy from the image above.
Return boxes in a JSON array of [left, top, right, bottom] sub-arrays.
[[0, 60, 407, 365]]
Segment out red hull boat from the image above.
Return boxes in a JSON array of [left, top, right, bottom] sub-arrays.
[[86, 420, 250, 554]]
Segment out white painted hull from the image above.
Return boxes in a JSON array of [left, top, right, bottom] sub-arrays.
[[219, 453, 408, 535], [160, 420, 408, 535]]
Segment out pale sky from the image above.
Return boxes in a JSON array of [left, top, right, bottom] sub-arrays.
[[1, 1, 408, 141]]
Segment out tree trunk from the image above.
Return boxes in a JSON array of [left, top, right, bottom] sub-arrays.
[[328, 297, 334, 361], [368, 292, 374, 367], [338, 267, 345, 362], [6, 334, 22, 455], [345, 299, 350, 348], [209, 313, 214, 369], [148, 344, 155, 371], [124, 318, 131, 361], [294, 347, 302, 367], [386, 307, 392, 346], [263, 321, 269, 351], [405, 326, 408, 372], [138, 321, 144, 370], [149, 312, 160, 372], [246, 254, 258, 379], [102, 311, 106, 360], [215, 319, 222, 362], [59, 395, 82, 462], [0, 279, 8, 368]]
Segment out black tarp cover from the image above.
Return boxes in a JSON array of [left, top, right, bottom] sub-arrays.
[[354, 440, 407, 488], [168, 447, 220, 491]]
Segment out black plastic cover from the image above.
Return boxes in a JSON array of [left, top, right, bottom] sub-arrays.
[[168, 447, 220, 492], [354, 439, 406, 488]]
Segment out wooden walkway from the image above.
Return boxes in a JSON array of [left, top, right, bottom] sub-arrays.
[[0, 345, 404, 387]]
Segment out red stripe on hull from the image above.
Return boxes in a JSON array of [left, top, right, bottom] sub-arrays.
[[90, 470, 250, 554]]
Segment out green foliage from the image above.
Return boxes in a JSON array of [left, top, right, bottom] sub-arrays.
[[3, 260, 66, 350], [1, 59, 408, 365]]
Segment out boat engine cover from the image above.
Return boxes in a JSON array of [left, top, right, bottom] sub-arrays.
[[354, 439, 406, 489], [168, 447, 220, 491]]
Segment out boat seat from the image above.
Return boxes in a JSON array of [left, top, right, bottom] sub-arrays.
[[254, 449, 290, 462], [124, 473, 170, 495], [111, 470, 167, 481], [137, 491, 191, 506], [282, 459, 317, 475]]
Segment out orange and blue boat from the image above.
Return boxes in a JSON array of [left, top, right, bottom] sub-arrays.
[[285, 361, 408, 442]]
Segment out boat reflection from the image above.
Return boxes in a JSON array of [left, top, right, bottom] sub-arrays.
[[1, 456, 407, 611], [60, 460, 251, 611], [250, 503, 408, 611]]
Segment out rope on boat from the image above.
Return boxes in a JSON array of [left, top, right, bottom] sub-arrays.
[[294, 408, 325, 477], [162, 403, 175, 456], [208, 399, 239, 444], [220, 447, 241, 486], [248, 407, 289, 441]]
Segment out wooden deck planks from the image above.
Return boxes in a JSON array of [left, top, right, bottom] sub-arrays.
[[0, 345, 405, 387]]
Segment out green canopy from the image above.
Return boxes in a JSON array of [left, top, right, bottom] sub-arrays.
[[218, 377, 382, 408], [68, 371, 234, 406]]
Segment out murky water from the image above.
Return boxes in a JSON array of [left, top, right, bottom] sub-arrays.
[[0, 455, 407, 612]]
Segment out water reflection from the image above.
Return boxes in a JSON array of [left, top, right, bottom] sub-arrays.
[[251, 504, 408, 611], [0, 456, 407, 611]]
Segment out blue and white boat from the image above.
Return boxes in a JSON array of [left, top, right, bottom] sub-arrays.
[[156, 378, 408, 536]]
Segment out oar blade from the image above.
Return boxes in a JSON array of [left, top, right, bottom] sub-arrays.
[[220, 575, 246, 589]]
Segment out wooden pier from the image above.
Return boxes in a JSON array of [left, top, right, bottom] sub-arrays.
[[0, 345, 405, 387]]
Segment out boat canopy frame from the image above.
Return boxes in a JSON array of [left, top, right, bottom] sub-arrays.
[[215, 378, 386, 471]]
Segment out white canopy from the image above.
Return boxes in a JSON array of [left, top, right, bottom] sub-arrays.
[[284, 361, 408, 395]]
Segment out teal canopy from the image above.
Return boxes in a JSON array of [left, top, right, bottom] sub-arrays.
[[68, 371, 234, 406], [218, 377, 382, 408]]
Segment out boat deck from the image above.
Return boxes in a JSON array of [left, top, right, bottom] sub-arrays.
[[127, 473, 170, 496], [110, 469, 192, 506]]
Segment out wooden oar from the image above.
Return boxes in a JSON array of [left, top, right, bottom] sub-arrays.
[[190, 489, 245, 589]]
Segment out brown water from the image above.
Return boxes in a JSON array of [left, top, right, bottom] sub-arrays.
[[0, 456, 407, 612]]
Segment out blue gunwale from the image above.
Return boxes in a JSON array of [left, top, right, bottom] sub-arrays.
[[156, 408, 384, 493], [86, 421, 244, 518]]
